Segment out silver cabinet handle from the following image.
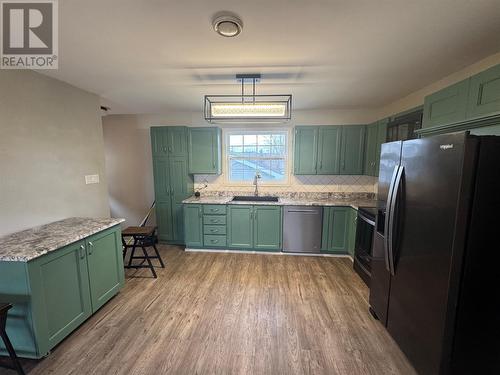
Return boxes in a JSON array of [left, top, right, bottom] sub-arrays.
[[88, 241, 94, 255], [211, 208, 219, 212], [79, 245, 86, 259], [211, 239, 219, 243], [210, 229, 219, 233]]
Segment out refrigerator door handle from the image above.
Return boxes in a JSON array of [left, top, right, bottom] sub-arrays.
[[388, 165, 404, 275], [384, 165, 400, 273]]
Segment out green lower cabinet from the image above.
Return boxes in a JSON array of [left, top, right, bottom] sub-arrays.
[[0, 225, 124, 359], [227, 205, 282, 251], [346, 208, 358, 257], [321, 207, 357, 254], [227, 206, 254, 249], [156, 201, 173, 241], [253, 206, 282, 251], [85, 228, 125, 312], [184, 204, 203, 247]]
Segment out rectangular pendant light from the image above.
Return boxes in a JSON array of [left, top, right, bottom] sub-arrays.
[[204, 95, 292, 123]]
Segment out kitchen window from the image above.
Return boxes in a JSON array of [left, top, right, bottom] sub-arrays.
[[226, 130, 288, 184]]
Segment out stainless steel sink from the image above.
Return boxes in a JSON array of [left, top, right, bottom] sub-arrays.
[[231, 196, 279, 202]]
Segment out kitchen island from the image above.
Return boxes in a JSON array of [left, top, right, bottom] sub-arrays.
[[0, 217, 125, 358]]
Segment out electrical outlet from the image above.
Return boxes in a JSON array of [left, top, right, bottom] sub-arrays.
[[85, 174, 100, 184]]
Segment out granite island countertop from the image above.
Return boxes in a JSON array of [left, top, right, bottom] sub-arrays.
[[0, 217, 125, 262], [182, 195, 376, 209]]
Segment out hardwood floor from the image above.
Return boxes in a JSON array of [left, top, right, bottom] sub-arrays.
[[1, 246, 416, 375]]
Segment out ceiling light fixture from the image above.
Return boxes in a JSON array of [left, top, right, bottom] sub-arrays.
[[212, 14, 243, 37], [204, 74, 292, 123]]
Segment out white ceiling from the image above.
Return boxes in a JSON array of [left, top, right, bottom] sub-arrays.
[[42, 0, 500, 114]]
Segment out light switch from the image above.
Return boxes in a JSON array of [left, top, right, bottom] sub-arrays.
[[85, 174, 100, 184]]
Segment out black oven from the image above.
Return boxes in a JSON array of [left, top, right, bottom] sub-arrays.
[[353, 207, 376, 286]]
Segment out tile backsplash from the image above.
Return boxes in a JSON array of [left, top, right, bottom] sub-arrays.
[[194, 174, 378, 195]]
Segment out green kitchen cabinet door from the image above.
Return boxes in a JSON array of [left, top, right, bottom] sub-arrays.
[[167, 127, 188, 157], [364, 123, 378, 176], [340, 125, 366, 175], [151, 127, 169, 156], [85, 226, 124, 313], [156, 201, 173, 241], [152, 156, 170, 202], [422, 79, 470, 128], [184, 204, 203, 247], [467, 64, 500, 119], [169, 157, 193, 243], [27, 240, 92, 355], [253, 206, 282, 251], [374, 119, 389, 176], [346, 208, 358, 257], [294, 127, 318, 175], [317, 126, 341, 175], [227, 206, 254, 249], [321, 207, 350, 253], [188, 127, 221, 174]]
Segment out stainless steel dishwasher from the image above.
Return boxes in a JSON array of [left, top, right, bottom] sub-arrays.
[[283, 206, 323, 253]]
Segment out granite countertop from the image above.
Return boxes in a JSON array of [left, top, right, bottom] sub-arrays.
[[182, 196, 376, 209], [0, 217, 125, 262]]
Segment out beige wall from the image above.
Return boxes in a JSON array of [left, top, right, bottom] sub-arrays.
[[0, 70, 110, 236], [376, 52, 500, 119]]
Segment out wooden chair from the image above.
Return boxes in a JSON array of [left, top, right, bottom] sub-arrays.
[[0, 303, 25, 375]]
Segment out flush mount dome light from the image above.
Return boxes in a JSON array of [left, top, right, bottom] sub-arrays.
[[213, 14, 243, 37]]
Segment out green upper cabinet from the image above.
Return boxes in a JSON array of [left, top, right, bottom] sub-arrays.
[[467, 64, 500, 119], [340, 125, 366, 175], [364, 123, 378, 176], [151, 126, 187, 157], [227, 205, 253, 249], [422, 79, 470, 128], [166, 127, 188, 157], [321, 207, 351, 253], [151, 127, 169, 156], [85, 227, 124, 313], [294, 127, 318, 174], [184, 204, 203, 247], [317, 126, 341, 175], [375, 119, 388, 175], [294, 125, 365, 176], [188, 127, 221, 174], [253, 206, 282, 251]]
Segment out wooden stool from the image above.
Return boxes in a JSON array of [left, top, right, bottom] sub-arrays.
[[0, 303, 25, 375], [122, 226, 165, 278]]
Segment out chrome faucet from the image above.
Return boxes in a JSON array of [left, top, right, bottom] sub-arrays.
[[253, 171, 262, 196]]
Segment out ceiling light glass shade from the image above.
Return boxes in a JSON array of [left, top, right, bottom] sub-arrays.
[[204, 95, 292, 123]]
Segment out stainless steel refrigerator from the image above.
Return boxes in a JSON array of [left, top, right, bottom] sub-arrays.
[[369, 132, 500, 375]]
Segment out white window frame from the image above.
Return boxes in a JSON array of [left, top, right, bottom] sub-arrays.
[[223, 128, 291, 186]]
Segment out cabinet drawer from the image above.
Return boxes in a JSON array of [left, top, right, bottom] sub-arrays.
[[203, 205, 226, 215], [203, 215, 226, 225], [203, 235, 227, 248], [204, 225, 226, 235]]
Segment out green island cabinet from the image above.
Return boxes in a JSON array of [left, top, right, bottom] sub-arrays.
[[294, 125, 365, 175], [188, 127, 222, 174], [364, 119, 388, 177], [421, 63, 500, 133], [321, 207, 357, 255], [151, 126, 193, 244], [0, 225, 124, 359]]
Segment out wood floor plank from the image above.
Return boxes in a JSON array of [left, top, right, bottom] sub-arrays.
[[1, 246, 416, 375]]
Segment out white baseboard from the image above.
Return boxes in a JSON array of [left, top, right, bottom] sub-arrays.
[[184, 247, 353, 261]]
